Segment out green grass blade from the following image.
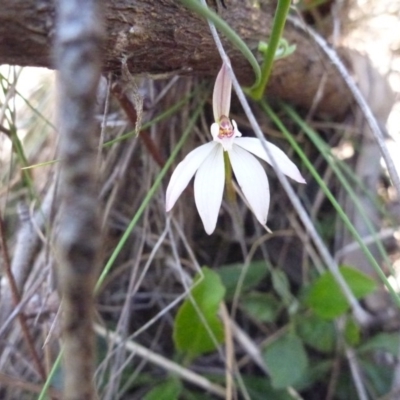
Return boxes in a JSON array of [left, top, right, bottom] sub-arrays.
[[260, 101, 400, 308]]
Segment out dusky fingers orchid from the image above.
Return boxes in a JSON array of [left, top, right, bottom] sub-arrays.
[[166, 62, 306, 235]]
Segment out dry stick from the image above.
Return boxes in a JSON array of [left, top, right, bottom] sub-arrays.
[[200, 0, 372, 328], [391, 340, 400, 397], [54, 0, 103, 399], [345, 345, 368, 400], [112, 82, 166, 167], [0, 215, 46, 381], [94, 324, 226, 398], [0, 267, 48, 339], [97, 75, 112, 172], [0, 186, 55, 324], [0, 372, 61, 398], [220, 303, 236, 400]]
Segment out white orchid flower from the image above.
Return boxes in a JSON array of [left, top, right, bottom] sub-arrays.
[[166, 63, 305, 235]]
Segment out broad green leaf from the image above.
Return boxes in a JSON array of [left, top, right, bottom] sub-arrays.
[[173, 267, 225, 358], [305, 265, 377, 319], [296, 314, 336, 353], [216, 261, 268, 300], [241, 292, 280, 322], [144, 379, 182, 400], [263, 332, 309, 389], [358, 333, 400, 356]]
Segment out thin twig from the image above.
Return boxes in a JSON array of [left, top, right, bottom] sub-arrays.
[[0, 268, 48, 339], [220, 303, 235, 400], [112, 82, 165, 167], [94, 323, 226, 398], [334, 227, 396, 262], [0, 185, 55, 325], [0, 372, 61, 398], [345, 345, 369, 400], [97, 74, 112, 172]]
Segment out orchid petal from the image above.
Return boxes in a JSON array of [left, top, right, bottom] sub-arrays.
[[166, 142, 217, 211], [234, 137, 306, 183], [229, 144, 270, 226], [231, 120, 242, 138], [194, 144, 225, 235], [211, 122, 220, 141], [213, 63, 232, 122]]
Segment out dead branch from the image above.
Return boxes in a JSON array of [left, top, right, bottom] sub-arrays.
[[0, 0, 352, 116]]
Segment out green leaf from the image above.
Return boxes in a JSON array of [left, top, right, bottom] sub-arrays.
[[305, 265, 377, 319], [344, 318, 360, 346], [263, 332, 309, 389], [181, 389, 213, 400], [173, 267, 225, 358], [360, 359, 393, 396], [293, 360, 333, 391], [241, 292, 280, 323], [272, 269, 292, 305], [296, 314, 336, 353], [215, 261, 268, 300], [241, 376, 293, 400], [358, 333, 400, 356], [144, 379, 182, 400], [335, 369, 359, 400]]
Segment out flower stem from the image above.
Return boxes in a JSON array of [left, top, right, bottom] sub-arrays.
[[248, 0, 292, 100], [224, 151, 235, 203]]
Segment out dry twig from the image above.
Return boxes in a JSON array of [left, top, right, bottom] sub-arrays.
[[0, 215, 46, 381]]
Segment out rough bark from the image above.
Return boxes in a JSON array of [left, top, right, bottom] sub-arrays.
[[0, 0, 352, 115]]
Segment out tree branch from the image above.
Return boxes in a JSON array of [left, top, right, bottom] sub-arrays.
[[0, 0, 352, 116]]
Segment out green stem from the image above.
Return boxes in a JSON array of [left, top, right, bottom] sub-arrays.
[[178, 0, 261, 87], [249, 0, 291, 100], [224, 151, 235, 203], [9, 126, 36, 200], [37, 350, 63, 400]]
